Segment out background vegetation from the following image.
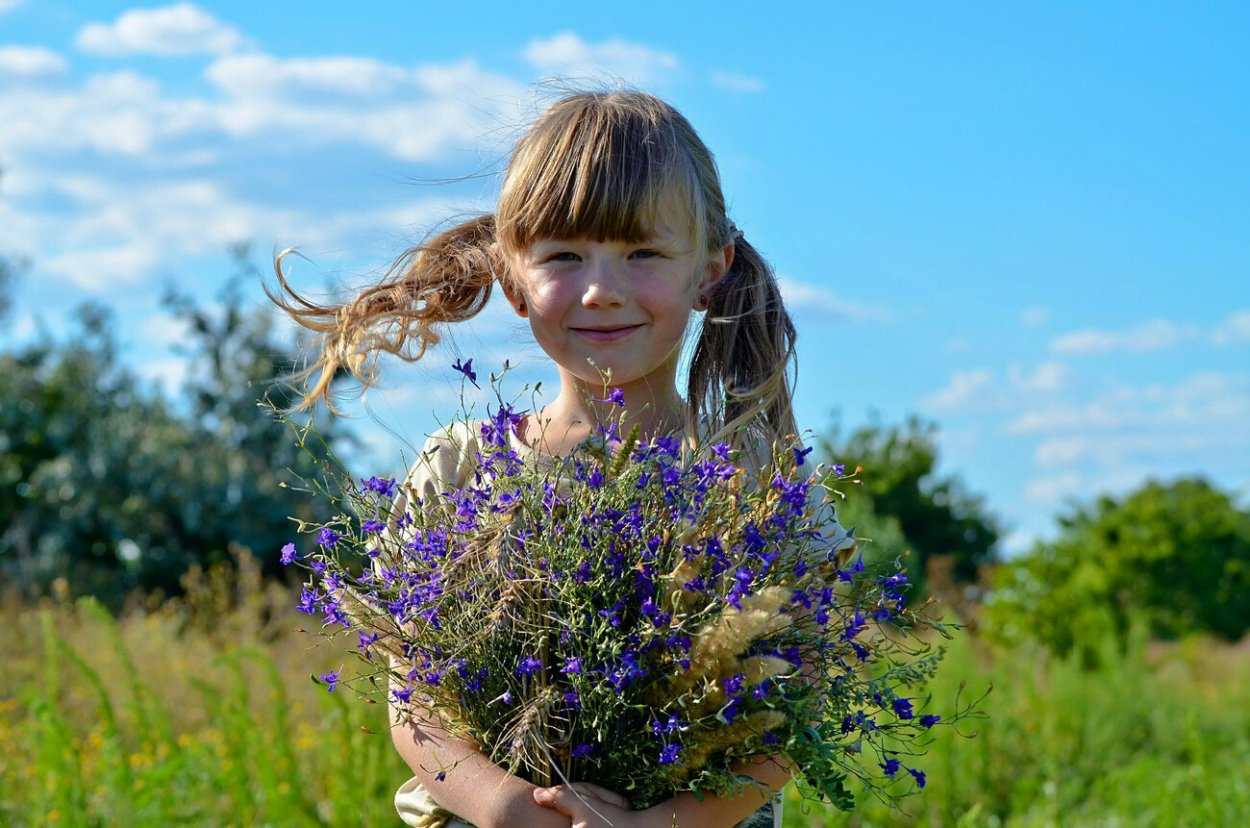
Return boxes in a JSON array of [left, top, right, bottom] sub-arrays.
[[2, 256, 1248, 825]]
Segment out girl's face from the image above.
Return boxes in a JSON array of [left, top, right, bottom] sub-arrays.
[[508, 214, 730, 399]]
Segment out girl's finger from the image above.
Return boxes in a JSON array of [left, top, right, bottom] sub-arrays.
[[566, 781, 630, 809]]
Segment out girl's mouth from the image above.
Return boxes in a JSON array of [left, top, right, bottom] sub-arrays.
[[572, 325, 643, 342]]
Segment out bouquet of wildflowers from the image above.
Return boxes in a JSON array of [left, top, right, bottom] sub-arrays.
[[281, 370, 970, 811]]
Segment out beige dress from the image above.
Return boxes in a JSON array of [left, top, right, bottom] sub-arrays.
[[388, 420, 856, 828]]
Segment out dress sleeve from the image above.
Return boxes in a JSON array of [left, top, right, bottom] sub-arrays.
[[397, 421, 481, 521], [735, 434, 857, 563], [805, 477, 858, 561]]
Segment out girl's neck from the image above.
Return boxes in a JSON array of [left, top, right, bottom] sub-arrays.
[[523, 383, 686, 458]]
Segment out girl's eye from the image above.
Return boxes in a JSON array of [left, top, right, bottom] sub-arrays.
[[547, 251, 580, 262], [631, 249, 662, 260]]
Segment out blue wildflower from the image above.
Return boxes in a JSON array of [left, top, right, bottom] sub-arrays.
[[362, 476, 398, 497], [658, 744, 683, 765], [572, 743, 596, 758], [908, 767, 927, 789], [595, 387, 626, 407], [452, 358, 478, 387], [280, 542, 298, 565], [316, 527, 340, 549], [921, 714, 942, 728], [880, 757, 900, 777], [318, 667, 341, 693], [516, 655, 543, 676], [893, 698, 915, 720]]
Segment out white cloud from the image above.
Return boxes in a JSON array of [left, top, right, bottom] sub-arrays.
[[1050, 318, 1198, 354], [75, 3, 244, 57], [523, 32, 679, 85], [134, 355, 189, 391], [205, 53, 409, 98], [922, 369, 992, 411], [1007, 360, 1067, 393], [1020, 305, 1050, 327], [777, 278, 886, 323], [140, 313, 194, 348], [710, 71, 765, 93], [1008, 372, 1250, 435], [1213, 309, 1250, 346], [0, 0, 25, 14], [1024, 472, 1082, 504], [0, 45, 68, 76], [43, 243, 162, 289]]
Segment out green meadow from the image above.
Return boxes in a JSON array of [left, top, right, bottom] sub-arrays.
[[2, 554, 1246, 827]]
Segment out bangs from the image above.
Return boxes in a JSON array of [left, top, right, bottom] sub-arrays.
[[497, 94, 705, 253]]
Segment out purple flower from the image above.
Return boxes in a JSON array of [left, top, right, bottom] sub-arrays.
[[572, 742, 596, 758], [316, 527, 340, 549], [318, 667, 341, 692], [435, 771, 447, 782], [908, 767, 927, 789], [595, 387, 626, 407], [362, 476, 398, 497], [880, 757, 900, 777], [296, 587, 318, 615], [893, 698, 915, 720], [842, 611, 867, 641], [658, 744, 683, 765], [361, 518, 385, 534], [452, 358, 478, 387], [921, 714, 942, 728], [561, 657, 583, 675], [280, 542, 298, 565], [651, 714, 684, 736], [792, 445, 814, 466], [833, 463, 846, 476], [516, 655, 543, 676]]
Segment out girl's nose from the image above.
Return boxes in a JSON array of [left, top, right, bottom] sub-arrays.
[[581, 259, 626, 308]]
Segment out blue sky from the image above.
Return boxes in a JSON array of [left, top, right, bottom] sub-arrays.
[[2, 1, 1247, 555]]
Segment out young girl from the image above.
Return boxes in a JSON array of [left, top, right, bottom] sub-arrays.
[[274, 90, 855, 828]]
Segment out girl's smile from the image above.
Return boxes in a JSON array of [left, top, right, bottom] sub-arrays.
[[570, 323, 645, 342]]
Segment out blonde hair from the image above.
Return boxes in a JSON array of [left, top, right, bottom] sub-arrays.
[[271, 90, 798, 445]]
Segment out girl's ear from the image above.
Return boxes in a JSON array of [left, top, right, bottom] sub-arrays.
[[694, 241, 736, 311], [491, 242, 529, 317]]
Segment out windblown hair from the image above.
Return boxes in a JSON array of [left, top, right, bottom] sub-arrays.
[[271, 90, 798, 445]]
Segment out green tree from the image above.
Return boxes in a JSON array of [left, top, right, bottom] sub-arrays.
[[0, 249, 346, 604], [815, 416, 1000, 591], [984, 477, 1250, 660]]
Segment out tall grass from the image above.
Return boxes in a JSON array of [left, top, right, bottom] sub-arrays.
[[1, 558, 1247, 826], [0, 552, 406, 827]]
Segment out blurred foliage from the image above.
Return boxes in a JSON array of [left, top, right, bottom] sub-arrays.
[[815, 416, 1001, 593], [0, 247, 346, 606], [984, 477, 1250, 663]]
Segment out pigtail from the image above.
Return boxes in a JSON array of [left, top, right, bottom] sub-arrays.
[[268, 214, 499, 411], [687, 232, 798, 450]]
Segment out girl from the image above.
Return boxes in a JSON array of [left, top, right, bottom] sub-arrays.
[[273, 90, 854, 828]]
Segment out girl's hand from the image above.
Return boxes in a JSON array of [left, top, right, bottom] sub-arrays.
[[532, 783, 644, 828]]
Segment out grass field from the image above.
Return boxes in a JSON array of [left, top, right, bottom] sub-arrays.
[[2, 557, 1247, 827]]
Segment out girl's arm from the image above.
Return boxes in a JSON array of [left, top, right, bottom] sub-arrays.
[[535, 753, 793, 828], [391, 699, 574, 828]]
